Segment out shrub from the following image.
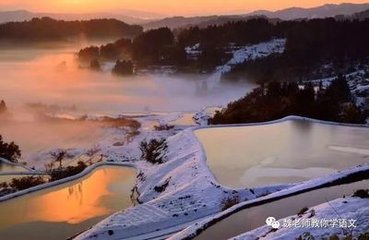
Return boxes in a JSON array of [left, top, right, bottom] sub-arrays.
[[154, 124, 174, 131], [112, 60, 134, 76], [0, 182, 8, 188], [298, 207, 309, 216], [154, 177, 171, 193], [353, 189, 369, 198], [221, 196, 240, 211], [139, 139, 167, 164], [78, 46, 99, 61], [50, 149, 67, 169], [9, 176, 46, 191], [49, 161, 87, 181], [296, 232, 315, 240], [0, 135, 21, 163]]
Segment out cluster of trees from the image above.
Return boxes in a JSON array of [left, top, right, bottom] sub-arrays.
[[177, 18, 275, 48], [112, 60, 134, 75], [174, 19, 275, 71], [2, 176, 46, 191], [0, 100, 6, 114], [223, 18, 369, 82], [78, 19, 275, 72], [0, 135, 21, 163], [131, 27, 185, 67], [79, 28, 184, 68], [78, 38, 133, 62], [48, 161, 87, 181], [77, 17, 369, 75], [0, 17, 143, 41], [210, 75, 366, 124]]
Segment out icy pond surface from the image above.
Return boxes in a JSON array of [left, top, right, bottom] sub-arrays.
[[195, 120, 369, 188], [0, 166, 135, 240], [195, 179, 369, 240]]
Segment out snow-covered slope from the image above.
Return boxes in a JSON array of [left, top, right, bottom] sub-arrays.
[[205, 38, 286, 90], [233, 195, 369, 240], [75, 127, 289, 240], [170, 162, 369, 240]]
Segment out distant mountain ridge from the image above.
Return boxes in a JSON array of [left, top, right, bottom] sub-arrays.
[[250, 3, 369, 20], [0, 9, 162, 24], [142, 3, 369, 29], [1, 3, 369, 29], [350, 8, 369, 20], [142, 15, 268, 29]]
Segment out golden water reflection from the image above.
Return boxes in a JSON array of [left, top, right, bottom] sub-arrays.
[[0, 166, 135, 239]]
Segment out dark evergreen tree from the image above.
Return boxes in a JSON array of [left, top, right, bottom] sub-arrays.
[[0, 135, 21, 163]]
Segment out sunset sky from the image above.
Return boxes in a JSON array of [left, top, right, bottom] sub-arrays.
[[1, 0, 369, 16]]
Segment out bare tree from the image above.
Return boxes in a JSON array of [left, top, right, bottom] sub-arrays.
[[50, 149, 67, 169]]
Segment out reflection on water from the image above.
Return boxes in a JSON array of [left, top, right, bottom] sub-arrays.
[[0, 166, 135, 240], [196, 180, 369, 240], [195, 120, 369, 188]]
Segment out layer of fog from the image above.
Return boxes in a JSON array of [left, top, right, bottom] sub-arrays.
[[0, 43, 255, 162]]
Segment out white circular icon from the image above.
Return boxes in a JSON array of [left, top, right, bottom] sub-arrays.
[[265, 216, 280, 229], [266, 217, 276, 226], [271, 221, 280, 229]]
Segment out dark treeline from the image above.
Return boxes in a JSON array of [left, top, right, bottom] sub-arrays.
[[78, 17, 369, 75], [176, 18, 275, 47], [77, 19, 275, 71], [79, 38, 133, 61], [210, 75, 366, 125], [79, 27, 186, 68], [224, 18, 369, 82], [0, 17, 143, 41]]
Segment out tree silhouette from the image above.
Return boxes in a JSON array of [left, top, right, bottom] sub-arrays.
[[0, 135, 21, 163], [50, 149, 67, 169]]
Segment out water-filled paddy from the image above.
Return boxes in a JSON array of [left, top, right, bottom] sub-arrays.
[[195, 120, 369, 188], [0, 166, 135, 240], [195, 179, 369, 240]]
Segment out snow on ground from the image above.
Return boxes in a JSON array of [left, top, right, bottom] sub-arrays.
[[232, 195, 369, 240], [2, 112, 369, 239], [205, 39, 286, 89], [220, 39, 286, 74], [169, 162, 369, 240], [193, 106, 222, 126], [185, 44, 201, 60], [307, 70, 369, 110], [75, 126, 290, 240], [75, 116, 369, 240]]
